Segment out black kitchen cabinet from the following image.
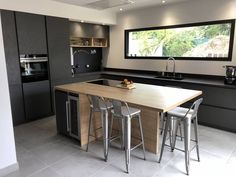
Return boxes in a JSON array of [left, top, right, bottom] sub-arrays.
[[46, 16, 71, 83], [46, 16, 71, 111], [198, 105, 236, 132], [8, 84, 26, 125], [23, 80, 52, 121], [70, 22, 93, 37], [1, 10, 21, 85], [55, 90, 69, 135], [15, 12, 47, 54], [70, 22, 109, 38], [1, 10, 26, 126], [92, 24, 109, 38]]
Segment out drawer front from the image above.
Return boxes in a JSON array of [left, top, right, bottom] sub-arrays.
[[198, 105, 236, 132]]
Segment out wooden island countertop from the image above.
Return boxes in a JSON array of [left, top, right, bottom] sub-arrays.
[[55, 81, 202, 113]]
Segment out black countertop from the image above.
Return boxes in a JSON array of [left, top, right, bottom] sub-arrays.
[[101, 71, 236, 89]]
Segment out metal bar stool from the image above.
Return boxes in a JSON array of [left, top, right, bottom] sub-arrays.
[[159, 98, 203, 175], [109, 99, 146, 173], [86, 95, 113, 161], [160, 113, 183, 141]]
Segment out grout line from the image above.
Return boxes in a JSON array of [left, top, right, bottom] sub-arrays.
[[26, 165, 50, 177], [225, 146, 236, 164]]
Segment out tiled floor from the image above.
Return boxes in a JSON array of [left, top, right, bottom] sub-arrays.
[[4, 116, 236, 177]]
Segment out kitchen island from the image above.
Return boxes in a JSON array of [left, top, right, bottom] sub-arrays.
[[55, 79, 202, 155]]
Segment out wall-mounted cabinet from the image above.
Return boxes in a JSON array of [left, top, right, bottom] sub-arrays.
[[69, 21, 109, 48]]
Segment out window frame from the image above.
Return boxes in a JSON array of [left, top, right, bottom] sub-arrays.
[[124, 19, 235, 61]]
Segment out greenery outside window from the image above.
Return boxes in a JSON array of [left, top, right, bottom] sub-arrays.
[[125, 19, 235, 61]]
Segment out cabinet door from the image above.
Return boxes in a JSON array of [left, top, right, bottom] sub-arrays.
[[1, 10, 21, 85], [46, 16, 71, 83], [93, 24, 109, 38], [23, 80, 52, 121], [15, 12, 47, 54], [70, 22, 93, 37], [198, 105, 236, 132], [8, 84, 26, 125], [55, 90, 69, 135]]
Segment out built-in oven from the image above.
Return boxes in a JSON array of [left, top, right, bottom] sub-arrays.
[[20, 54, 49, 83]]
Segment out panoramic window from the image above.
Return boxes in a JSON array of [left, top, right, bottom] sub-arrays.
[[125, 19, 235, 61]]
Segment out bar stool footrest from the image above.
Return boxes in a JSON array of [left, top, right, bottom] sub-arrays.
[[131, 142, 143, 151]]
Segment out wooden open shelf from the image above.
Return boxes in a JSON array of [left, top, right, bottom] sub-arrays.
[[70, 37, 108, 48]]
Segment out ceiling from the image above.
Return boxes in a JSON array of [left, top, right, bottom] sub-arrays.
[[52, 0, 191, 12]]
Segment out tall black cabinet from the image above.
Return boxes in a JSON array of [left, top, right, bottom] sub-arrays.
[[15, 12, 47, 54], [46, 16, 72, 111], [1, 10, 25, 125], [46, 16, 71, 83]]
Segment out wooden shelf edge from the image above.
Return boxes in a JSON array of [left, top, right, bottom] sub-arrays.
[[70, 45, 108, 48]]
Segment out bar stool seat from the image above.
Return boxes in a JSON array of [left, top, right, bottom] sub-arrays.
[[168, 107, 194, 118], [91, 100, 113, 111], [111, 106, 141, 117]]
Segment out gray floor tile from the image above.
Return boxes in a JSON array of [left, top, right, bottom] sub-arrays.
[[51, 150, 109, 177], [91, 164, 138, 177], [227, 147, 236, 165], [30, 140, 80, 165], [87, 140, 125, 163], [4, 151, 47, 177], [154, 148, 226, 177], [29, 116, 57, 133], [28, 167, 62, 177], [14, 125, 60, 150], [198, 130, 236, 160]]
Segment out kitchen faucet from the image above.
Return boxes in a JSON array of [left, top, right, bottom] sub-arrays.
[[166, 57, 176, 77]]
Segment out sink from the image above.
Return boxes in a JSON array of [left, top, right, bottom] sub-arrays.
[[155, 72, 184, 80]]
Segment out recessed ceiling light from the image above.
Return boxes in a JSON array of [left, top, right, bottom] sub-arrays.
[[119, 8, 123, 11], [162, 0, 166, 3], [81, 20, 84, 23], [129, 0, 135, 4]]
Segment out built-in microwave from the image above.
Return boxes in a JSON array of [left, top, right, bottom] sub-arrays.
[[20, 54, 49, 83]]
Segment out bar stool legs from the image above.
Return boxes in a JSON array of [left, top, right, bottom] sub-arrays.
[[86, 107, 93, 152], [159, 116, 200, 175], [138, 114, 146, 160], [193, 116, 200, 162], [184, 117, 191, 176], [109, 113, 146, 173], [158, 115, 171, 163], [101, 110, 109, 162]]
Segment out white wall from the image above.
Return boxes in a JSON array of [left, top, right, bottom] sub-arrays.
[[0, 13, 18, 175], [104, 0, 236, 76], [0, 0, 116, 25]]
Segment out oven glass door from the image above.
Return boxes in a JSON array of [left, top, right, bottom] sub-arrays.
[[20, 61, 48, 83]]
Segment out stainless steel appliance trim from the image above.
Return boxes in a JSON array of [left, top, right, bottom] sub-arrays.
[[66, 101, 70, 131], [20, 57, 48, 63], [68, 95, 80, 140]]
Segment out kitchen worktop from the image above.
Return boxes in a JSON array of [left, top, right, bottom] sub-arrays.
[[100, 70, 236, 89], [55, 79, 202, 112]]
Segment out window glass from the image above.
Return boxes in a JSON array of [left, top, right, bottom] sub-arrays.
[[125, 20, 235, 61]]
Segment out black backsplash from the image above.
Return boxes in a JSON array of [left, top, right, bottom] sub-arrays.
[[72, 47, 102, 73]]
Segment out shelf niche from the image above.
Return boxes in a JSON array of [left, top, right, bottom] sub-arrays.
[[70, 37, 107, 48]]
